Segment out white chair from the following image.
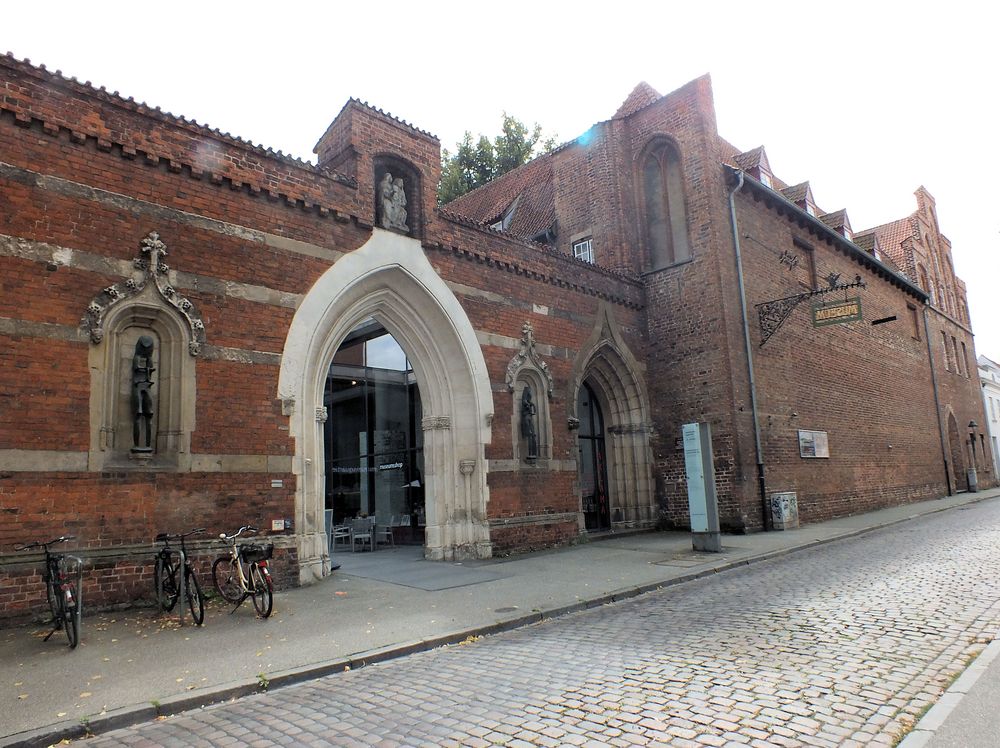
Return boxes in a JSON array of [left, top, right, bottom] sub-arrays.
[[351, 517, 373, 552], [331, 523, 352, 553], [375, 516, 395, 547]]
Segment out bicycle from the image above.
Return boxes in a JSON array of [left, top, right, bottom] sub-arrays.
[[153, 528, 206, 625], [212, 525, 274, 618], [14, 536, 83, 648]]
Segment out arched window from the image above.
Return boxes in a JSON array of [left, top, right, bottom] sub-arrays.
[[640, 140, 691, 269]]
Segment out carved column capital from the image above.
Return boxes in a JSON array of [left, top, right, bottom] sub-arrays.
[[422, 416, 451, 431]]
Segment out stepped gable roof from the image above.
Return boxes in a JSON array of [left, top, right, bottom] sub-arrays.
[[443, 153, 555, 239], [613, 82, 662, 119]]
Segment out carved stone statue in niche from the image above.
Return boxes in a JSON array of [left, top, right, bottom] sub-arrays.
[[520, 386, 538, 462], [378, 172, 409, 232], [131, 336, 156, 452]]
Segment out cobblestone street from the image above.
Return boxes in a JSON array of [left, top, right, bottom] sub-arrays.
[[86, 501, 1000, 747]]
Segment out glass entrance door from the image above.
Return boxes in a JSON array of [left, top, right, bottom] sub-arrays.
[[324, 319, 424, 544], [577, 383, 610, 531]]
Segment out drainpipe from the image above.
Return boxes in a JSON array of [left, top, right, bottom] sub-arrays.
[[727, 168, 770, 530], [922, 307, 952, 494]]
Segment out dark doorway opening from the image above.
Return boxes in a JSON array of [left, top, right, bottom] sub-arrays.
[[578, 382, 610, 531], [324, 319, 425, 545]]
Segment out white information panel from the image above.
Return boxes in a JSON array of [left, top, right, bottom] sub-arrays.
[[683, 422, 709, 533], [682, 421, 721, 551]]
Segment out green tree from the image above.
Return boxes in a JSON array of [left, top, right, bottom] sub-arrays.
[[438, 113, 555, 204]]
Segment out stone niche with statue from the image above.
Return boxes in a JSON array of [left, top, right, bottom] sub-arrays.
[[83, 231, 204, 471], [374, 156, 422, 238]]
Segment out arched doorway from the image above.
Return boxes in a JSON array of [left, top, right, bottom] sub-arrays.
[[324, 320, 425, 543], [577, 382, 610, 531], [569, 307, 656, 531], [278, 230, 494, 582]]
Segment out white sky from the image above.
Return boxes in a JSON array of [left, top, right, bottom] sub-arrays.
[[5, 1, 999, 360]]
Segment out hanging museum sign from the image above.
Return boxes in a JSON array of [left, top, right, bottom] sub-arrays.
[[812, 296, 863, 327]]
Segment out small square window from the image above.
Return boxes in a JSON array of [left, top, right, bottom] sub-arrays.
[[573, 237, 595, 264]]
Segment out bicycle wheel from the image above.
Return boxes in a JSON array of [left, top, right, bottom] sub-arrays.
[[45, 570, 60, 623], [156, 554, 180, 612], [185, 567, 205, 625], [212, 556, 243, 603], [62, 586, 80, 649], [249, 564, 273, 618]]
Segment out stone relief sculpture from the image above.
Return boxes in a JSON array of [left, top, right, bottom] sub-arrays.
[[131, 336, 156, 452], [378, 172, 409, 232], [520, 386, 538, 462]]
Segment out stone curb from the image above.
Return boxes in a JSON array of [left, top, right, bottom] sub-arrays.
[[2, 492, 997, 747], [897, 635, 1000, 747]]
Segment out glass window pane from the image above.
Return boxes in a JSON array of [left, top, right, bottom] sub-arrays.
[[577, 385, 593, 436], [327, 377, 366, 463], [366, 333, 408, 371]]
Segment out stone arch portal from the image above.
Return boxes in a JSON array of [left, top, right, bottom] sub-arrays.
[[278, 230, 494, 582], [569, 308, 655, 529]]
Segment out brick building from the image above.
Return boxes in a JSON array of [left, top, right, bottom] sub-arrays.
[[0, 55, 992, 617]]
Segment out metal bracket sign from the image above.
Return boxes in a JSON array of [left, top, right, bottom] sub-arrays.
[[754, 275, 866, 346], [812, 297, 863, 327]]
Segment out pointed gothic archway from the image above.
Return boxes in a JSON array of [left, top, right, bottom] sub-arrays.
[[568, 306, 655, 529], [278, 230, 494, 582]]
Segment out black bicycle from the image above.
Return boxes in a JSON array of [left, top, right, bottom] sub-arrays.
[[212, 525, 274, 618], [153, 528, 206, 625], [14, 536, 83, 648]]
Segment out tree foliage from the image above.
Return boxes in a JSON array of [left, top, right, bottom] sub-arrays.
[[438, 114, 556, 204]]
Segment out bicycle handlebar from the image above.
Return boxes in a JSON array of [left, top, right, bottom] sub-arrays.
[[13, 535, 75, 551], [153, 528, 206, 543], [218, 525, 260, 541]]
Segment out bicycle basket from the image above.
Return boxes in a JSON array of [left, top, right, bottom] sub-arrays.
[[239, 543, 274, 563]]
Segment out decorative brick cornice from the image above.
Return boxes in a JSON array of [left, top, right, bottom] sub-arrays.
[[425, 237, 644, 312], [0, 54, 377, 228], [730, 166, 928, 303], [342, 98, 440, 142], [0, 52, 352, 181]]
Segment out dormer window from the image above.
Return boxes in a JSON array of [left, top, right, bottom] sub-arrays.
[[805, 201, 817, 217], [759, 169, 773, 189]]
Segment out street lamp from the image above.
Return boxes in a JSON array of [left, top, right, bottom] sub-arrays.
[[968, 420, 979, 492]]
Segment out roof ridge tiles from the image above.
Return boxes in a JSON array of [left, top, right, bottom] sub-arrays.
[[1, 51, 354, 182]]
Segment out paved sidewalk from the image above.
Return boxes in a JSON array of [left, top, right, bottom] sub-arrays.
[[3, 488, 999, 747], [901, 627, 1000, 747]]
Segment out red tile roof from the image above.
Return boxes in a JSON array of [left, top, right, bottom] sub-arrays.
[[612, 82, 662, 119], [866, 216, 918, 277], [442, 152, 557, 241], [819, 209, 852, 235]]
